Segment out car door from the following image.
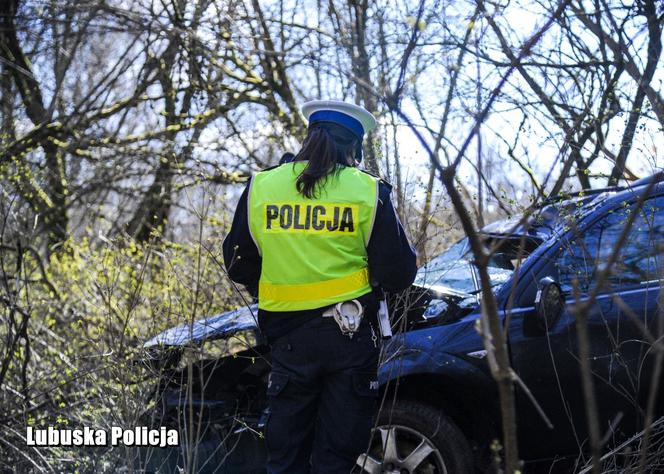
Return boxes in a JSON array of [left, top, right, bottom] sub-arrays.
[[603, 196, 664, 426], [508, 193, 663, 459]]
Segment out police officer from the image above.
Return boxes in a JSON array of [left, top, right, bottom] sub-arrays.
[[223, 100, 416, 473]]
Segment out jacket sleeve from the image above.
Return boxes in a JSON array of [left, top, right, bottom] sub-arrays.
[[367, 182, 418, 292], [222, 179, 261, 297]]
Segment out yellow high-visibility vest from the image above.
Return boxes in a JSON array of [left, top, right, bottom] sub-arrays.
[[248, 161, 378, 311]]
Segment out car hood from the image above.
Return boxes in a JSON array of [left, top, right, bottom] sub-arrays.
[[144, 304, 259, 347], [419, 282, 472, 300], [143, 283, 477, 349]]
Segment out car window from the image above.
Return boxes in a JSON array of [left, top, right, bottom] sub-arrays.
[[557, 195, 664, 292], [416, 237, 516, 294], [415, 238, 477, 294]]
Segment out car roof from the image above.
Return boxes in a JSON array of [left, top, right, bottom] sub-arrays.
[[479, 171, 664, 242]]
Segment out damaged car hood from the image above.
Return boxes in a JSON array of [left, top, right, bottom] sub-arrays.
[[144, 304, 259, 347], [143, 284, 474, 350]]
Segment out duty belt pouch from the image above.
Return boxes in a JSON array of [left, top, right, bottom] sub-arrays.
[[329, 299, 364, 338], [377, 297, 392, 339]]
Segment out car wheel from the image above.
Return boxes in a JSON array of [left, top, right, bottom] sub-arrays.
[[356, 401, 473, 474]]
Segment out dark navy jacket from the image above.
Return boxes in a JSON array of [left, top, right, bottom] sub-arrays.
[[223, 165, 417, 341]]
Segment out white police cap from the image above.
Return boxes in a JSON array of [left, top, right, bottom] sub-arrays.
[[301, 100, 377, 140]]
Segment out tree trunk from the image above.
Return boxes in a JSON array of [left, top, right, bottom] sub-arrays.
[[0, 0, 69, 251]]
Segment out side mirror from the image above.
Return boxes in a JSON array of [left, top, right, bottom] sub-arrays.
[[534, 277, 564, 331]]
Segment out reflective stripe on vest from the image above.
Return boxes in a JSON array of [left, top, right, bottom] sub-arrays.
[[248, 162, 378, 311]]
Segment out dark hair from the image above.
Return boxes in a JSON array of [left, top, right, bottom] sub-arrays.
[[295, 123, 358, 198]]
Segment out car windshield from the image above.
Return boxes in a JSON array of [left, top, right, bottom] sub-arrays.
[[415, 238, 514, 294]]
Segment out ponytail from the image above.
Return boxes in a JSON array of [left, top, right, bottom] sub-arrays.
[[295, 124, 357, 198]]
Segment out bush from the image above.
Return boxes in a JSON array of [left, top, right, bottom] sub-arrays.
[[0, 234, 240, 472]]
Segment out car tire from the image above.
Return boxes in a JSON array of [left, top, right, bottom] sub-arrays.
[[356, 400, 473, 474]]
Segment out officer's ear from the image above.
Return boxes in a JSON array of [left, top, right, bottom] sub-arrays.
[[354, 141, 363, 165], [347, 140, 361, 167], [346, 153, 359, 167]]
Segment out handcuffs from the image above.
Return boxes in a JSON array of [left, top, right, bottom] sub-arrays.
[[323, 299, 364, 338], [323, 298, 392, 340]]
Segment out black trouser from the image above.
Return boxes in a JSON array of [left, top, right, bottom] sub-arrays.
[[265, 316, 380, 474]]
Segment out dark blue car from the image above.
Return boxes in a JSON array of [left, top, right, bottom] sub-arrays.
[[142, 173, 664, 473]]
